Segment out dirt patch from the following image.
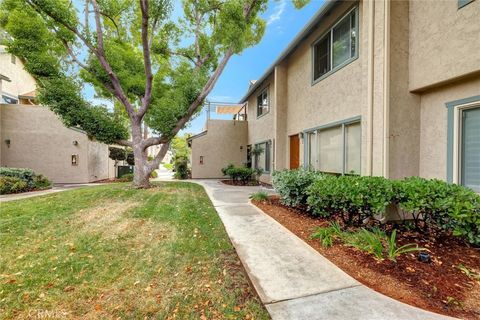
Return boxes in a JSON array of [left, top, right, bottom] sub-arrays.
[[253, 196, 480, 320]]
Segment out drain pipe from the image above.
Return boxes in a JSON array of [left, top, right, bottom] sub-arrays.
[[383, 0, 390, 179], [366, 0, 375, 176]]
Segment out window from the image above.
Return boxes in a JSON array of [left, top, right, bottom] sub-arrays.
[[1, 95, 19, 104], [458, 0, 475, 9], [460, 107, 480, 192], [256, 88, 269, 117], [305, 119, 361, 174], [254, 141, 271, 173], [313, 7, 358, 82]]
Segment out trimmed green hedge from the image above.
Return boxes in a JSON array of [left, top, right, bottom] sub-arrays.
[[272, 169, 322, 208], [0, 167, 52, 194], [272, 169, 480, 245]]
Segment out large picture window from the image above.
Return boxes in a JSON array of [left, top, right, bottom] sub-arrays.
[[256, 88, 269, 117], [313, 7, 358, 82], [254, 141, 271, 173], [305, 119, 361, 174]]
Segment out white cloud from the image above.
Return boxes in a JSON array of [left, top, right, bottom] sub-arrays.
[[267, 0, 287, 25]]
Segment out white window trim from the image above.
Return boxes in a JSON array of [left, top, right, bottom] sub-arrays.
[[452, 101, 480, 185], [256, 87, 270, 119]]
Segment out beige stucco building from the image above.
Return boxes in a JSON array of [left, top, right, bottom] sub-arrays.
[[0, 46, 116, 183], [188, 0, 480, 191]]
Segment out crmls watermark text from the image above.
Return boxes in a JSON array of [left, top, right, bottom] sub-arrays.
[[27, 309, 70, 319]]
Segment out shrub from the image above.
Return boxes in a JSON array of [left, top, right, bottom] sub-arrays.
[[221, 163, 235, 176], [150, 170, 158, 178], [0, 167, 36, 188], [34, 174, 52, 190], [174, 157, 189, 180], [273, 169, 322, 208], [118, 173, 134, 182], [249, 191, 269, 201], [0, 176, 29, 194], [395, 177, 480, 245], [307, 175, 395, 225], [223, 165, 255, 184]]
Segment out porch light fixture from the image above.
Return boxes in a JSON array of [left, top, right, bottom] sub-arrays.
[[299, 132, 304, 139], [72, 140, 78, 146], [5, 139, 11, 148]]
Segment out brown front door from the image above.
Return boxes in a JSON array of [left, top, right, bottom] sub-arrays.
[[289, 134, 300, 169]]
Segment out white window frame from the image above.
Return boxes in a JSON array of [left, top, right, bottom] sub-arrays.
[[256, 87, 270, 118], [304, 117, 361, 174], [311, 6, 359, 85], [452, 101, 480, 186]]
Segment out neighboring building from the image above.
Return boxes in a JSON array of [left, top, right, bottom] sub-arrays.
[[188, 0, 480, 192], [0, 46, 116, 183]]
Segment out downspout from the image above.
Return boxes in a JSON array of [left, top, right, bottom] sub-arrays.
[[366, 0, 375, 176], [383, 0, 390, 178]]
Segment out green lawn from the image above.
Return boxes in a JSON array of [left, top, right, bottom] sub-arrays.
[[0, 182, 269, 319]]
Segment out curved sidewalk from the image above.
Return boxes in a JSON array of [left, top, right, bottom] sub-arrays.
[[194, 179, 454, 320]]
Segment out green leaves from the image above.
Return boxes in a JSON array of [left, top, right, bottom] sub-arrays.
[[272, 169, 323, 208]]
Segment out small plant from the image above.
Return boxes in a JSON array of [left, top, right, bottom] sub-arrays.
[[118, 173, 134, 182], [386, 230, 424, 262], [249, 191, 269, 202], [346, 227, 385, 260], [174, 157, 189, 179], [457, 264, 480, 281], [0, 176, 29, 194], [34, 174, 52, 190], [311, 221, 343, 247], [150, 170, 158, 178], [222, 165, 255, 184]]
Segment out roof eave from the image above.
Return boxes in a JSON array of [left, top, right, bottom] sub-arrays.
[[238, 0, 339, 103]]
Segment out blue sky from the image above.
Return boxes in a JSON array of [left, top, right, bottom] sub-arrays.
[[184, 0, 325, 135], [81, 0, 325, 135]]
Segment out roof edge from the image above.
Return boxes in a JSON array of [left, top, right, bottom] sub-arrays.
[[239, 0, 338, 103]]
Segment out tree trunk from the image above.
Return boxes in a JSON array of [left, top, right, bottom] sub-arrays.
[[131, 119, 151, 188]]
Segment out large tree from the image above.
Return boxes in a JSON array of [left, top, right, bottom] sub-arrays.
[[0, 0, 305, 187]]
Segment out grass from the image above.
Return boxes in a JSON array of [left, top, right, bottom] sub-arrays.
[[0, 182, 269, 319]]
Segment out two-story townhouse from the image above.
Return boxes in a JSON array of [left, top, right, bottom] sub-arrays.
[[189, 0, 480, 190], [0, 46, 116, 183]]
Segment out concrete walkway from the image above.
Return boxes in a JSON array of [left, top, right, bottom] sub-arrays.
[[194, 179, 454, 320]]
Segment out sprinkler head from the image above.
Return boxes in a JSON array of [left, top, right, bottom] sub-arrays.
[[418, 252, 431, 263]]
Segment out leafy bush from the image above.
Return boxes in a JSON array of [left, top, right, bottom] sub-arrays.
[[150, 170, 158, 178], [307, 175, 395, 225], [223, 165, 255, 184], [34, 174, 52, 190], [118, 173, 134, 182], [163, 163, 173, 171], [174, 157, 189, 180], [126, 152, 135, 166], [273, 169, 322, 208], [0, 176, 29, 194], [221, 163, 235, 176], [249, 191, 269, 201], [108, 147, 126, 162], [395, 177, 480, 245], [0, 167, 36, 188]]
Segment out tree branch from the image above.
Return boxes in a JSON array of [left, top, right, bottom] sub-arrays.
[[138, 0, 153, 118], [147, 141, 170, 172]]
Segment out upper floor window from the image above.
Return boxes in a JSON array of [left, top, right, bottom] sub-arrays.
[[313, 7, 358, 83], [256, 87, 269, 117]]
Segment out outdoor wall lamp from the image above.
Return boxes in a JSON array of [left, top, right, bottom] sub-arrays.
[[298, 132, 304, 139], [5, 139, 11, 148], [72, 140, 78, 146]]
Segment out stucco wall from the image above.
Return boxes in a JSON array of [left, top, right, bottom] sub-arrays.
[[409, 0, 480, 91], [88, 140, 115, 181], [0, 47, 36, 98], [0, 104, 111, 183], [190, 119, 248, 179], [246, 73, 276, 183], [419, 77, 480, 180], [388, 0, 421, 179]]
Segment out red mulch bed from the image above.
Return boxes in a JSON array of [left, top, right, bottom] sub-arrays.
[[252, 196, 480, 320]]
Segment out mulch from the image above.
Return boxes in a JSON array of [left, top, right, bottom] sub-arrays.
[[220, 180, 272, 188], [252, 196, 480, 320]]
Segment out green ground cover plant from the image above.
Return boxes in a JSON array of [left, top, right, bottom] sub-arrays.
[[0, 167, 52, 194], [0, 182, 268, 319]]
